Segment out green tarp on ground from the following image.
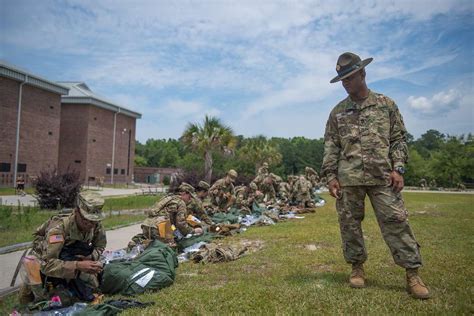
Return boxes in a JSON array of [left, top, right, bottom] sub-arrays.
[[100, 240, 178, 296]]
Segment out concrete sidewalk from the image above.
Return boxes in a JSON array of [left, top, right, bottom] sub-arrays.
[[0, 224, 141, 290]]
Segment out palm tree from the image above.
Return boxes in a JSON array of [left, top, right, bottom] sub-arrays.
[[181, 115, 236, 183], [238, 135, 282, 172]]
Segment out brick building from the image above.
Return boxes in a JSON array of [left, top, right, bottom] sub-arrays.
[[0, 61, 142, 187], [58, 82, 142, 184], [0, 61, 69, 187]]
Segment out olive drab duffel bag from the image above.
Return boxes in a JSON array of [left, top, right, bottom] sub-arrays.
[[100, 240, 178, 295]]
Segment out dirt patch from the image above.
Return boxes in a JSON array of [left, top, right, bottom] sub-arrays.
[[303, 242, 332, 251], [309, 263, 334, 272]]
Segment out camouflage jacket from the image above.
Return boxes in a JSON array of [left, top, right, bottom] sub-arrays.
[[31, 213, 106, 280], [149, 195, 194, 235], [186, 195, 213, 225], [209, 178, 235, 208], [321, 90, 408, 186]]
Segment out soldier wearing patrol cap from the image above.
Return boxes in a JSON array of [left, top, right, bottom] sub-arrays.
[[209, 169, 238, 212], [322, 52, 429, 299], [128, 183, 203, 250], [19, 192, 107, 304], [181, 182, 213, 225]]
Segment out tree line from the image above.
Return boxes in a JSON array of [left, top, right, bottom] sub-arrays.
[[135, 116, 473, 188]]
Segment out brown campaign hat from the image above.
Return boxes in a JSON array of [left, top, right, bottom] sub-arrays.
[[330, 52, 373, 83]]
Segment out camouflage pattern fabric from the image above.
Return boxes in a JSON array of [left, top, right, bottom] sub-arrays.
[[336, 186, 422, 268], [186, 195, 213, 225], [209, 178, 235, 211], [21, 213, 107, 303], [260, 176, 276, 204], [305, 167, 320, 187], [278, 182, 291, 202], [321, 90, 408, 186], [294, 176, 313, 207], [149, 195, 194, 236]]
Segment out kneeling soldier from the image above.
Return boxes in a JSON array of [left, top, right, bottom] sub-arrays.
[[19, 192, 106, 304]]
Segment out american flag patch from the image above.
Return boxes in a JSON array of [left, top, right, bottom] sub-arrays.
[[48, 234, 64, 244]]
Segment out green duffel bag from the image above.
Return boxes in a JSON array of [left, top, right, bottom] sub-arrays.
[[100, 240, 178, 296]]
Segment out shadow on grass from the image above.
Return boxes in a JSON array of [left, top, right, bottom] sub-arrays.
[[285, 271, 347, 286], [366, 278, 406, 292]]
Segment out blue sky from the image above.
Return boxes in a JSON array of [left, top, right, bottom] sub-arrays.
[[1, 0, 473, 142]]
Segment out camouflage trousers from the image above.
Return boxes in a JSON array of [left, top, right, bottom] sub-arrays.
[[336, 185, 422, 269]]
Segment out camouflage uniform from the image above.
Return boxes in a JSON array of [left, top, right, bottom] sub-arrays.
[[260, 176, 277, 204], [321, 90, 422, 269], [278, 182, 291, 203], [235, 186, 251, 214], [294, 176, 313, 207], [20, 192, 106, 303], [305, 167, 320, 187], [187, 195, 213, 225], [148, 194, 194, 236], [209, 177, 236, 212]]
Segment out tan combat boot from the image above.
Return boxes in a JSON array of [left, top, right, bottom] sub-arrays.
[[406, 268, 430, 299], [349, 263, 366, 288]]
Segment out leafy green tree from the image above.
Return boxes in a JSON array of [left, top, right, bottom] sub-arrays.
[[181, 115, 236, 183], [238, 135, 282, 171], [404, 148, 429, 186], [134, 155, 148, 167]]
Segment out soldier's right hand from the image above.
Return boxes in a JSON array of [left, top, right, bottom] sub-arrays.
[[76, 260, 103, 274], [328, 179, 342, 199]]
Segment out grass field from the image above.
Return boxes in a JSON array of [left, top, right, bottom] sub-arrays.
[[0, 188, 35, 196], [1, 192, 473, 314]]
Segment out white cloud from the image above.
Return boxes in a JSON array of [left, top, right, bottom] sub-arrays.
[[407, 89, 462, 115], [158, 99, 221, 119]]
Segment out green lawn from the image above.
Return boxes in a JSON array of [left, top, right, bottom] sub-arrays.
[[0, 194, 160, 248], [103, 195, 161, 211], [2, 192, 473, 314], [0, 187, 35, 196]]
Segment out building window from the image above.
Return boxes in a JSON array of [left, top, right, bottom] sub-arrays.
[[0, 163, 11, 172], [50, 106, 54, 109], [92, 139, 96, 142], [48, 131, 53, 135], [114, 168, 118, 175], [121, 169, 125, 175], [74, 160, 81, 163], [94, 117, 97, 120], [106, 168, 111, 175], [17, 163, 27, 173]]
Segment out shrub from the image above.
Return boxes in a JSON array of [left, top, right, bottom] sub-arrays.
[[34, 168, 81, 209]]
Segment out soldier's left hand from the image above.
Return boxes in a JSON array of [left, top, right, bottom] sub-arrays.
[[389, 171, 404, 193]]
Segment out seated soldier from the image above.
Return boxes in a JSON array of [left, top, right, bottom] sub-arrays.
[[305, 166, 320, 186], [181, 182, 213, 225], [235, 185, 251, 214], [19, 192, 106, 305], [294, 175, 314, 208], [209, 170, 237, 212], [196, 180, 213, 214], [260, 175, 277, 205], [128, 185, 203, 249], [278, 181, 291, 204]]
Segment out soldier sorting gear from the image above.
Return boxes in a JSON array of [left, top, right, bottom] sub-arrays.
[[128, 183, 203, 250], [19, 192, 107, 305], [209, 169, 237, 212]]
